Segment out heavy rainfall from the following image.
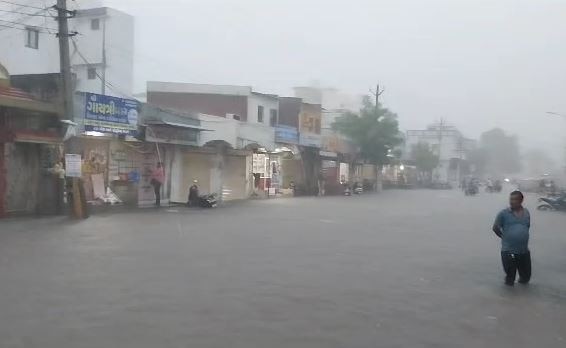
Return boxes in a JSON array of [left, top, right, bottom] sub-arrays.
[[0, 0, 565, 347]]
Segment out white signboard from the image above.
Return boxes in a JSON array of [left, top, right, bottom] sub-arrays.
[[65, 154, 82, 178], [299, 132, 322, 148]]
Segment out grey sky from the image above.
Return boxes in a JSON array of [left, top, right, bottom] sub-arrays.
[[101, 0, 566, 163]]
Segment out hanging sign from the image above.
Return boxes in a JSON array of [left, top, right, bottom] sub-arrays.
[[84, 93, 140, 135]]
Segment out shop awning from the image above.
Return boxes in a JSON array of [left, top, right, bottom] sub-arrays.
[[319, 150, 338, 159], [14, 131, 61, 144], [0, 86, 61, 115], [144, 120, 212, 131]]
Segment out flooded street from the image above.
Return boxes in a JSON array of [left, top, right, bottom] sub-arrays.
[[1, 189, 565, 347]]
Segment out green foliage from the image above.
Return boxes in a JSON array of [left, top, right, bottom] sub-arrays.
[[332, 96, 402, 165], [479, 128, 521, 175], [466, 147, 488, 175], [411, 142, 439, 173]]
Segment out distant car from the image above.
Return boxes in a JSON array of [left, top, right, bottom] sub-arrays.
[[517, 179, 541, 193]]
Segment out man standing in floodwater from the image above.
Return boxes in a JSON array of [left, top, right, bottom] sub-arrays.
[[492, 191, 532, 286]]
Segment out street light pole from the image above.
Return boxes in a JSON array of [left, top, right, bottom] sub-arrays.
[[546, 111, 566, 174]]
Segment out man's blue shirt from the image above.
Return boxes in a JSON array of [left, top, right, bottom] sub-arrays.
[[494, 208, 530, 254]]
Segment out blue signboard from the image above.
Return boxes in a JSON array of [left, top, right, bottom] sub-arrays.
[[275, 125, 299, 144], [84, 93, 140, 135]]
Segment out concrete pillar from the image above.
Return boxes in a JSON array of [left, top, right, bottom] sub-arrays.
[[376, 164, 383, 192], [211, 144, 225, 202]]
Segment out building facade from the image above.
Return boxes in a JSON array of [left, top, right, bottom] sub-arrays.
[[146, 82, 282, 199], [0, 1, 134, 97], [404, 122, 476, 183], [0, 63, 64, 217]]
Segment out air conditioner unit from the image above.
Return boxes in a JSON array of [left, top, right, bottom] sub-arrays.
[[226, 113, 241, 121]]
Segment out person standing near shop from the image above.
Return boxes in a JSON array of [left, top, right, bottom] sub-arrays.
[[150, 162, 165, 207], [50, 159, 66, 215]]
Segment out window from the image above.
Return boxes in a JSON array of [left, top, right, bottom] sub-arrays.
[[87, 67, 97, 80], [257, 105, 264, 123], [91, 18, 100, 30], [25, 28, 39, 49], [269, 109, 278, 126]]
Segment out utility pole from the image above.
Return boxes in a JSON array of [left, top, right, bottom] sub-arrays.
[[436, 118, 445, 183], [55, 0, 85, 218], [369, 83, 385, 192], [370, 84, 385, 113], [55, 0, 74, 121], [101, 17, 107, 95]]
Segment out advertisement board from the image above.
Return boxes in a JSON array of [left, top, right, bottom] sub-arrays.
[[274, 126, 299, 144], [84, 93, 140, 135], [65, 154, 82, 177], [299, 132, 322, 148]]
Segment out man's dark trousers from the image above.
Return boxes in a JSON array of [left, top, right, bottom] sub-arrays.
[[153, 182, 161, 206], [501, 251, 531, 284]]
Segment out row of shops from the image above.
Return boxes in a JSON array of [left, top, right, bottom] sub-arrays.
[[0, 68, 382, 217]]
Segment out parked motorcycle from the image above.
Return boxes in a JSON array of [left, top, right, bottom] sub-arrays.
[[343, 182, 352, 196], [199, 193, 218, 208], [537, 196, 566, 211], [486, 180, 502, 193], [353, 182, 363, 195], [465, 184, 478, 196]]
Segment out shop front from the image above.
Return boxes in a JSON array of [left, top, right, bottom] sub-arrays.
[[72, 92, 149, 207], [141, 112, 206, 206], [274, 125, 300, 195], [298, 132, 322, 195], [170, 146, 250, 203], [0, 66, 64, 217]]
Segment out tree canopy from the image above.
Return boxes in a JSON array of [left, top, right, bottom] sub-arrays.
[[479, 128, 521, 175], [411, 142, 439, 174], [332, 96, 402, 165]]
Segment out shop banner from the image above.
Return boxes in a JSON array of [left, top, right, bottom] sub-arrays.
[[84, 93, 140, 135], [299, 132, 322, 148], [275, 126, 299, 144], [145, 125, 198, 146]]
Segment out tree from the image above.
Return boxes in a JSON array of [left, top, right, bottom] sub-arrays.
[[411, 142, 439, 182], [332, 96, 402, 165], [466, 147, 488, 176], [411, 142, 439, 173], [523, 148, 556, 176], [479, 128, 521, 175]]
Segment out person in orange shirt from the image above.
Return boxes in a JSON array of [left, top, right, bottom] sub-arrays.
[[150, 162, 165, 206]]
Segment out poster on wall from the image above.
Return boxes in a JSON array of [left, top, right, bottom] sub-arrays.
[[252, 153, 267, 174], [65, 154, 82, 177], [84, 93, 140, 135]]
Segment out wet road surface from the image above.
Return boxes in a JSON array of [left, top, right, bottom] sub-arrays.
[[0, 189, 565, 347]]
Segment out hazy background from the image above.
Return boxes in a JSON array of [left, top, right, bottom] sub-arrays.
[[89, 0, 566, 164]]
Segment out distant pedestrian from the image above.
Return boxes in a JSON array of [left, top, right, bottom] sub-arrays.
[[492, 191, 531, 286], [150, 162, 165, 206], [187, 180, 199, 207], [49, 160, 66, 214], [317, 172, 325, 196]]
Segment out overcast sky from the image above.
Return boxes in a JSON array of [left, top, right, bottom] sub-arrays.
[[97, 0, 566, 163]]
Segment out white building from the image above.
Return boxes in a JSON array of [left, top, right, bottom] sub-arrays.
[[0, 1, 134, 97], [294, 86, 363, 112], [146, 82, 282, 201], [147, 82, 278, 151], [404, 122, 476, 183]]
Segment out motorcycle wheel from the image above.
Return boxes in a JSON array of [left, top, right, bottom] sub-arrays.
[[537, 204, 554, 211]]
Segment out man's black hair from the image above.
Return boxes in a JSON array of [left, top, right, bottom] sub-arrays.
[[510, 190, 524, 199]]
